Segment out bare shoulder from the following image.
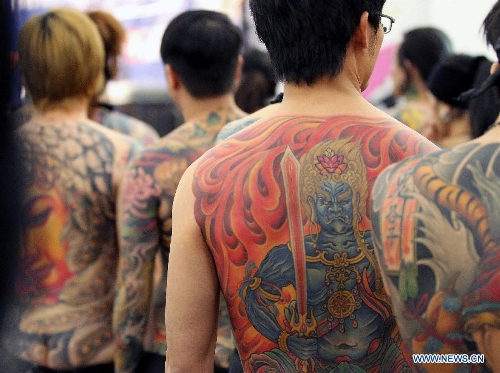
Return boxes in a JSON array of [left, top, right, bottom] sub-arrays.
[[87, 119, 143, 148], [85, 119, 144, 169], [171, 158, 209, 243], [371, 137, 500, 369], [173, 158, 199, 206], [217, 104, 279, 142]]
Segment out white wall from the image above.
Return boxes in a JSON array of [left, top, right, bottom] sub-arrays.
[[365, 0, 498, 102], [384, 0, 497, 58], [428, 0, 497, 58]]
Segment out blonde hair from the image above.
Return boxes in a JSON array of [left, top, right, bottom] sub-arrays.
[[18, 7, 105, 112]]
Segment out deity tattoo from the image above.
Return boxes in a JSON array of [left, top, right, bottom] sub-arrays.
[[3, 121, 135, 368], [192, 115, 438, 372]]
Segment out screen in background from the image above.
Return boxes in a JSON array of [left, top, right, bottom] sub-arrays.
[[13, 0, 247, 105]]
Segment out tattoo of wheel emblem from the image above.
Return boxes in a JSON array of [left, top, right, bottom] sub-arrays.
[[327, 289, 362, 332], [328, 290, 356, 319]]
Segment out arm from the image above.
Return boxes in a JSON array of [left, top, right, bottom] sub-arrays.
[[111, 134, 144, 199], [165, 163, 220, 373], [114, 157, 160, 373]]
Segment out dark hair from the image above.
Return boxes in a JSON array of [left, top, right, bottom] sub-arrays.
[[469, 57, 499, 137], [249, 0, 385, 85], [463, 1, 500, 137], [160, 10, 242, 99], [429, 54, 499, 138], [235, 48, 277, 113], [427, 54, 481, 109], [457, 2, 500, 104], [398, 27, 453, 82], [483, 1, 500, 52], [87, 10, 126, 81]]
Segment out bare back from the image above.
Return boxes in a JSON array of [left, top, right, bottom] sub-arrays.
[[371, 128, 500, 372], [190, 114, 438, 371], [3, 119, 141, 369]]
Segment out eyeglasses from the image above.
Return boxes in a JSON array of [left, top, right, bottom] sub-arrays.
[[380, 14, 395, 34]]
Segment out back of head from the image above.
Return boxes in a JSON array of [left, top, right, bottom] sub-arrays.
[[241, 49, 276, 95], [18, 7, 105, 112], [249, 0, 386, 85], [427, 54, 480, 109], [469, 0, 500, 137], [482, 0, 500, 94], [398, 27, 453, 82], [160, 10, 242, 99], [468, 56, 499, 138], [87, 10, 126, 81], [428, 53, 500, 138], [483, 0, 500, 50], [235, 48, 277, 113]]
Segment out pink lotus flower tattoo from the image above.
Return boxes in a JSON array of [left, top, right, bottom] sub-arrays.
[[315, 148, 347, 175]]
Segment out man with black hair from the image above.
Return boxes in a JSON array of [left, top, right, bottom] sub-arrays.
[[165, 1, 438, 372], [371, 1, 500, 372], [234, 48, 277, 113], [113, 9, 246, 373]]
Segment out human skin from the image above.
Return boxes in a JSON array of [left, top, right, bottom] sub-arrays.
[[371, 129, 500, 373], [166, 115, 439, 372], [91, 107, 159, 146], [113, 105, 246, 373], [4, 119, 141, 369]]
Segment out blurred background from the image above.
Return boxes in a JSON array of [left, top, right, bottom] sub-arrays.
[[8, 0, 498, 136]]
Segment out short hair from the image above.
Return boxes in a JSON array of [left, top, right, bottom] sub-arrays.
[[249, 0, 386, 86], [235, 48, 277, 113], [427, 54, 481, 109], [160, 10, 242, 99], [451, 2, 500, 138], [18, 7, 105, 112], [87, 10, 126, 81], [397, 27, 453, 82], [476, 2, 500, 137], [483, 1, 500, 51]]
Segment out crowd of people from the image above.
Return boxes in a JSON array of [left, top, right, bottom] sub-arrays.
[[2, 1, 500, 373]]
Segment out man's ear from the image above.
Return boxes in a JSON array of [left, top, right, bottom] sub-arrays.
[[165, 64, 180, 93], [353, 11, 370, 49], [491, 61, 499, 75]]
